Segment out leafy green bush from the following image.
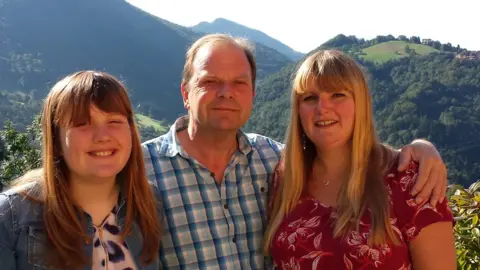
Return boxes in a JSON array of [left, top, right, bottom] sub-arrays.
[[0, 117, 41, 189], [449, 181, 480, 269]]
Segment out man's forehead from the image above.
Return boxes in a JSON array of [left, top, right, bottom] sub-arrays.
[[193, 45, 215, 68], [193, 43, 246, 68]]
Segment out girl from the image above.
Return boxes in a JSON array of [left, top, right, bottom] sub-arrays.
[[0, 71, 162, 269]]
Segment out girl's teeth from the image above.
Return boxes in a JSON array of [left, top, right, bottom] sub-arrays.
[[92, 151, 113, 156]]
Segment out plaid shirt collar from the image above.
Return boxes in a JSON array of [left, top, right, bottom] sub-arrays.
[[162, 115, 253, 158]]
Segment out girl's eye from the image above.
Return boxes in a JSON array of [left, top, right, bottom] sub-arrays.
[[303, 95, 317, 101], [204, 79, 217, 85]]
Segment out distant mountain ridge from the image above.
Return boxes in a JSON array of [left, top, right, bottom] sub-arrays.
[[191, 18, 304, 61]]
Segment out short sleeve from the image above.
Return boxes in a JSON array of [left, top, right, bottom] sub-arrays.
[[387, 161, 454, 243]]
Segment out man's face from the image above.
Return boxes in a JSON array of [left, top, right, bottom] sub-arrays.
[[182, 43, 254, 132]]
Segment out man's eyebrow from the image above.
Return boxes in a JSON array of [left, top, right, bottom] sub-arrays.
[[233, 74, 251, 80]]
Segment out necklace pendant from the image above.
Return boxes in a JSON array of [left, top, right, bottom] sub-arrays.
[[323, 180, 330, 186]]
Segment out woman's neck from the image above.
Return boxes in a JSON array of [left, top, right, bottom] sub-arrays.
[[307, 145, 351, 207], [315, 145, 351, 176]]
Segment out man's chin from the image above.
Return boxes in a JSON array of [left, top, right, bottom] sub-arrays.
[[209, 118, 245, 130], [210, 123, 243, 132]]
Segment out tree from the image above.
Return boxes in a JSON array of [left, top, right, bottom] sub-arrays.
[[448, 181, 480, 269], [0, 116, 41, 189], [410, 36, 421, 44], [405, 45, 412, 54], [441, 43, 453, 52], [398, 35, 408, 41]]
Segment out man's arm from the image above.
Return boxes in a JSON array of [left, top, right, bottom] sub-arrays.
[[395, 139, 447, 207]]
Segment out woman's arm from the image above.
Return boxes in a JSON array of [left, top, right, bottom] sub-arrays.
[[409, 221, 456, 270], [389, 161, 456, 270]]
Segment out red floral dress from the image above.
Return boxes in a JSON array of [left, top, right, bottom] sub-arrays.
[[269, 161, 454, 270]]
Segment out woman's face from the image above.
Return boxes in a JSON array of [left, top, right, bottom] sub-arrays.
[[298, 88, 355, 151]]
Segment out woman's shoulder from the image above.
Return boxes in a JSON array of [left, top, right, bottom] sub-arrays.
[[383, 160, 453, 242], [383, 160, 419, 193]]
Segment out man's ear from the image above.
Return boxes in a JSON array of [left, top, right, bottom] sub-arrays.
[[181, 83, 189, 110]]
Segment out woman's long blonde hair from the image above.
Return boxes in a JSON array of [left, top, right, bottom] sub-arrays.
[[11, 71, 162, 268], [265, 50, 399, 252]]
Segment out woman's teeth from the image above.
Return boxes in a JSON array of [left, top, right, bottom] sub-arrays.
[[315, 120, 337, 126]]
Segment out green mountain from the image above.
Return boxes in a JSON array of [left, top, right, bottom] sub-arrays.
[[0, 0, 292, 129], [191, 18, 304, 61], [245, 34, 480, 187]]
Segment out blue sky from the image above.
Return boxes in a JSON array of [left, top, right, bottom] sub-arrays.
[[127, 0, 479, 53]]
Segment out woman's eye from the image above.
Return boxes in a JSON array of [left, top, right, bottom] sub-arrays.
[[73, 122, 88, 127]]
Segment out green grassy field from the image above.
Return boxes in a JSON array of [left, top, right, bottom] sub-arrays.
[[359, 41, 438, 64], [135, 113, 167, 133]]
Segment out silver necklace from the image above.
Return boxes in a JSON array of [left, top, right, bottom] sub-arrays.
[[312, 160, 330, 186]]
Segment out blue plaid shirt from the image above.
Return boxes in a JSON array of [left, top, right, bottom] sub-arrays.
[[142, 116, 283, 269]]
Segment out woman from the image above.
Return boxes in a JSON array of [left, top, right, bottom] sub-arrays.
[[0, 71, 162, 269], [265, 50, 456, 269]]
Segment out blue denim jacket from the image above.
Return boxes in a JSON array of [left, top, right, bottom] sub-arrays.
[[0, 184, 163, 270]]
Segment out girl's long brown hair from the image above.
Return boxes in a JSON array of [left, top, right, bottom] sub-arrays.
[[12, 71, 162, 268]]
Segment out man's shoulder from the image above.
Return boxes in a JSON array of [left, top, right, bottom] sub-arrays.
[[141, 133, 170, 147], [244, 132, 285, 153], [141, 133, 172, 157]]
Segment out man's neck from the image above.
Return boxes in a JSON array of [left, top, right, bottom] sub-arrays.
[[178, 122, 239, 182]]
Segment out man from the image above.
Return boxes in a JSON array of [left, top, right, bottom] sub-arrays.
[[142, 34, 447, 269]]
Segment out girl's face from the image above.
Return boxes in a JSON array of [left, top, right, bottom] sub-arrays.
[[59, 105, 132, 183]]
